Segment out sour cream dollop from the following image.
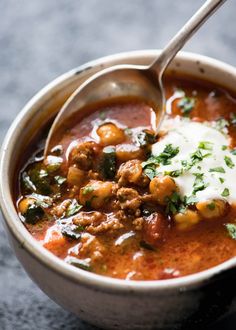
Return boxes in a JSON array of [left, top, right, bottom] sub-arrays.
[[151, 116, 236, 203]]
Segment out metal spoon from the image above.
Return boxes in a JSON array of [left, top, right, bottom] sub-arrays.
[[44, 0, 226, 156]]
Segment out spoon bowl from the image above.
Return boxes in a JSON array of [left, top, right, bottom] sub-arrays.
[[44, 0, 226, 156], [45, 64, 164, 152]]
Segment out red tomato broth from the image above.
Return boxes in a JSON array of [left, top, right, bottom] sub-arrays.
[[16, 74, 236, 280]]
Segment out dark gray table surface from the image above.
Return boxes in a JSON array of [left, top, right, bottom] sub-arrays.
[[1, 1, 236, 329]]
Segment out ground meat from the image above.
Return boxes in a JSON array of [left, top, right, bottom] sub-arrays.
[[69, 140, 99, 170], [142, 212, 168, 247], [88, 170, 101, 180], [73, 211, 104, 226], [73, 211, 123, 234], [73, 233, 106, 262], [117, 187, 142, 216], [117, 159, 150, 187], [51, 199, 71, 218]]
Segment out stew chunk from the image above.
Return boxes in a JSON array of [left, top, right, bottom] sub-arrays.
[[117, 160, 149, 187], [149, 175, 177, 205], [97, 123, 125, 146], [69, 140, 99, 170], [79, 180, 114, 209]]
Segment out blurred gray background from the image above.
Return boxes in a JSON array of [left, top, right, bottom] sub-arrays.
[[0, 0, 236, 329]]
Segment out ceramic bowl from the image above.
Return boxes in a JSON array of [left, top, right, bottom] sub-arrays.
[[1, 50, 236, 330]]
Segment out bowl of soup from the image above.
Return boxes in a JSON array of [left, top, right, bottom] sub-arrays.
[[1, 50, 236, 329]]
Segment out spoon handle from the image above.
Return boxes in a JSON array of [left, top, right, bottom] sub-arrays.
[[150, 0, 227, 75]]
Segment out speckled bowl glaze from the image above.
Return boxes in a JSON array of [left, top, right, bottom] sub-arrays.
[[1, 50, 236, 330]]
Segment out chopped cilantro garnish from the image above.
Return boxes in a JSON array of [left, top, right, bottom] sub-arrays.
[[142, 144, 179, 167], [209, 167, 225, 173], [177, 97, 195, 116], [214, 118, 229, 132], [165, 192, 182, 215], [190, 149, 211, 167], [184, 195, 197, 205], [219, 177, 225, 184], [224, 156, 235, 169], [154, 144, 179, 165], [143, 167, 157, 180], [221, 188, 230, 197], [225, 223, 236, 240], [198, 141, 213, 151], [164, 169, 183, 177], [66, 199, 82, 217], [222, 145, 227, 151], [192, 173, 208, 194]]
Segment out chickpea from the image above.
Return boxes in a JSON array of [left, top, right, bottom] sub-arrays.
[[116, 144, 144, 162], [196, 199, 226, 219], [97, 123, 125, 146], [149, 175, 177, 205], [174, 209, 201, 230], [18, 197, 35, 215], [79, 180, 113, 209], [67, 166, 85, 187]]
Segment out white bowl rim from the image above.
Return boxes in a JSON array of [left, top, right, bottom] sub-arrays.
[[1, 49, 236, 293]]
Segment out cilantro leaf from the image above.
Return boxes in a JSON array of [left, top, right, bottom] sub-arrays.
[[209, 167, 225, 173], [66, 199, 82, 217], [184, 195, 198, 205], [221, 188, 230, 197], [198, 141, 213, 151], [192, 173, 208, 194], [143, 166, 157, 180], [225, 223, 236, 240], [177, 97, 195, 116], [142, 144, 179, 167], [224, 156, 235, 169], [164, 169, 183, 177], [165, 192, 182, 215]]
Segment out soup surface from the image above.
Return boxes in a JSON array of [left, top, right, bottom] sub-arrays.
[[16, 75, 236, 280]]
